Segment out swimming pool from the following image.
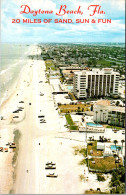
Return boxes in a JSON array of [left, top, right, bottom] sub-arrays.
[[87, 122, 103, 127], [67, 86, 73, 90], [110, 145, 122, 151]]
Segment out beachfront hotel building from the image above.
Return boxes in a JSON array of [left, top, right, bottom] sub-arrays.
[[73, 68, 120, 99], [93, 104, 125, 127]]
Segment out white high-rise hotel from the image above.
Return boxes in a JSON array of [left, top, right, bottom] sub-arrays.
[[73, 68, 120, 99]]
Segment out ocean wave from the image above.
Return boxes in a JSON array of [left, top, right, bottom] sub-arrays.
[[11, 60, 22, 68], [0, 59, 24, 75], [0, 68, 10, 75], [0, 90, 8, 106]]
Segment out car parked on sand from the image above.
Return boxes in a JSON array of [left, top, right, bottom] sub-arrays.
[[46, 173, 58, 178], [13, 111, 19, 113], [9, 144, 16, 149], [19, 101, 24, 103], [40, 93, 44, 96], [0, 147, 3, 152], [46, 161, 56, 166], [122, 130, 125, 134], [40, 121, 46, 123], [18, 107, 24, 109], [45, 164, 56, 169], [17, 108, 23, 112], [40, 119, 45, 121], [4, 148, 8, 152], [38, 115, 45, 118], [40, 120, 46, 123]]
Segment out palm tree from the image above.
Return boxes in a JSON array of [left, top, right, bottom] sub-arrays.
[[100, 110, 103, 122], [113, 153, 118, 169], [114, 117, 117, 130], [89, 137, 92, 141], [122, 115, 125, 128], [121, 140, 125, 154], [110, 116, 114, 129], [77, 107, 80, 112], [114, 180, 121, 192], [103, 113, 105, 123], [117, 146, 121, 162], [114, 140, 118, 151], [95, 111, 98, 123]]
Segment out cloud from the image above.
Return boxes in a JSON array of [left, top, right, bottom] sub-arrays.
[[1, 0, 125, 43], [12, 0, 58, 12]]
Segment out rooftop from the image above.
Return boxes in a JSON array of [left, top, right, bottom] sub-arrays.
[[96, 99, 111, 106], [59, 66, 89, 70], [74, 68, 120, 76], [94, 104, 125, 113]]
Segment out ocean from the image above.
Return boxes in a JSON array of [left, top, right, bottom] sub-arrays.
[[0, 43, 31, 105]]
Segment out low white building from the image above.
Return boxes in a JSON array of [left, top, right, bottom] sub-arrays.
[[93, 104, 125, 127], [97, 142, 105, 150], [79, 115, 104, 133], [79, 122, 104, 133], [86, 122, 105, 133], [93, 105, 109, 123]]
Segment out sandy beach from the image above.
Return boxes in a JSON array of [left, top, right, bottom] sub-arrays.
[[0, 45, 111, 194]]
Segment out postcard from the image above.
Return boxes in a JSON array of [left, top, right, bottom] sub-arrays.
[[0, 0, 125, 194]]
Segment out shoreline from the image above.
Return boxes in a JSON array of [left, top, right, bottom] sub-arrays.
[[0, 45, 35, 194], [0, 44, 33, 109], [0, 64, 25, 111]]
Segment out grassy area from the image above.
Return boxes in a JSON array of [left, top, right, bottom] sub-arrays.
[[97, 173, 105, 182], [65, 114, 78, 131], [80, 174, 85, 181], [45, 60, 56, 71], [80, 174, 89, 182], [69, 92, 76, 101], [85, 190, 109, 194], [73, 146, 87, 165], [79, 159, 88, 166], [106, 125, 124, 130], [87, 141, 103, 156], [69, 126, 78, 130], [89, 157, 122, 172], [73, 146, 87, 156], [96, 59, 112, 67], [60, 76, 65, 83], [65, 114, 74, 125], [12, 129, 21, 165], [59, 104, 91, 113], [46, 73, 50, 78], [79, 147, 87, 156], [110, 167, 125, 194]]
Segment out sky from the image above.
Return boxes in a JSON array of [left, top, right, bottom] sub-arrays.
[[1, 0, 125, 43]]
